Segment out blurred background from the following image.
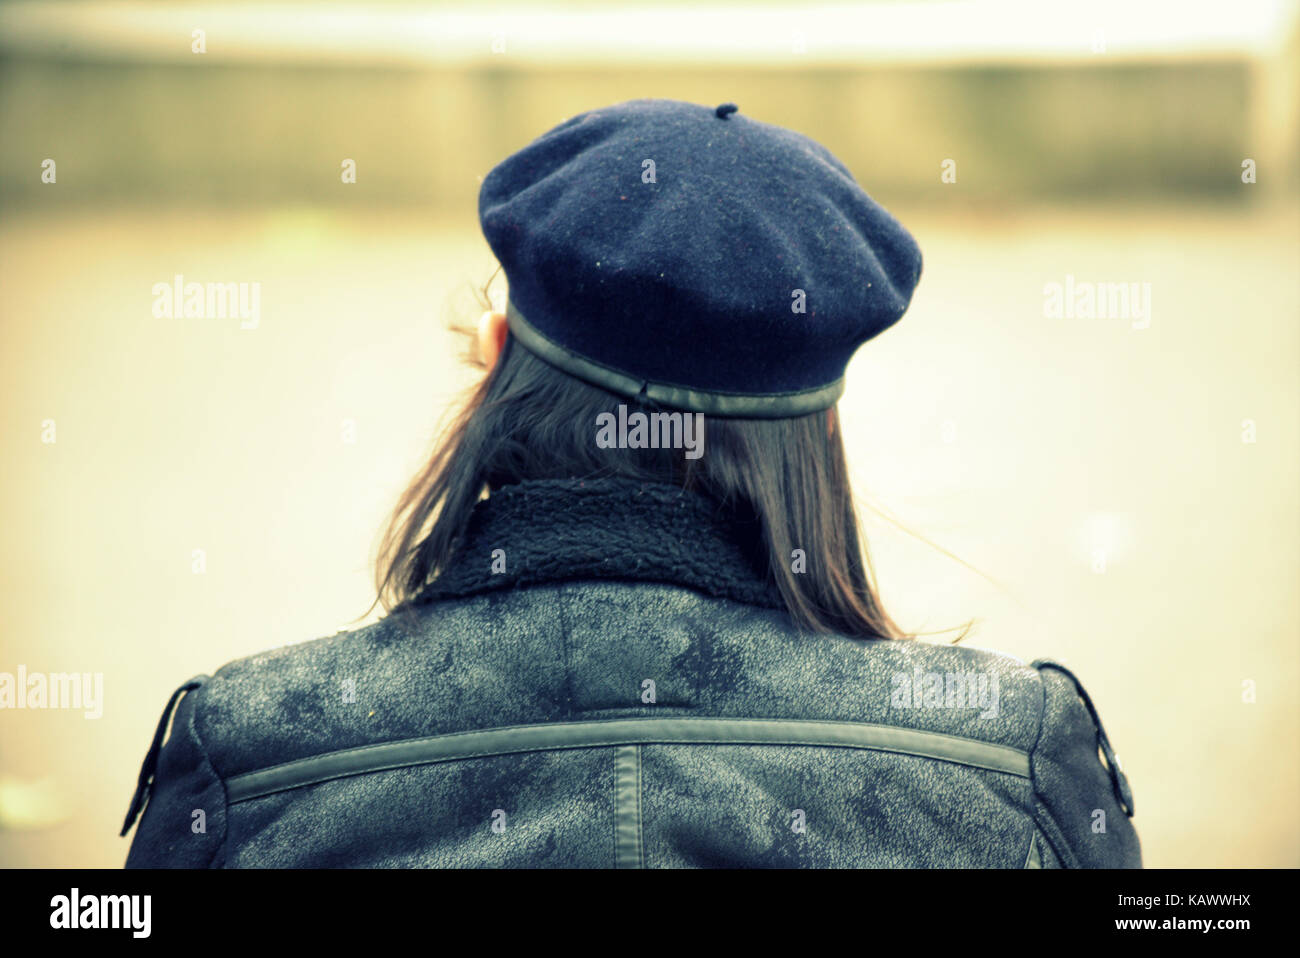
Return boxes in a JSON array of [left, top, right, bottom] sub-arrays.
[[1, 0, 1297, 868]]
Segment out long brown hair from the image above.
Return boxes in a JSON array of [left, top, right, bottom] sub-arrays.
[[372, 306, 916, 641]]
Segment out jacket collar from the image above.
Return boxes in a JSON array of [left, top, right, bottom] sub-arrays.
[[411, 476, 784, 611]]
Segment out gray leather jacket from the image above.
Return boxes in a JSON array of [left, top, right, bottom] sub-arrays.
[[122, 477, 1141, 868]]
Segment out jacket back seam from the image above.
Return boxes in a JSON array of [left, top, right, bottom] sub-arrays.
[[223, 716, 1032, 804], [613, 744, 644, 868]]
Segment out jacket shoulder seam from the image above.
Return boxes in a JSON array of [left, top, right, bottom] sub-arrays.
[[1025, 664, 1080, 867], [187, 684, 230, 869]]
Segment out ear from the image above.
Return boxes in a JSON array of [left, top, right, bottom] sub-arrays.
[[827, 407, 836, 438], [478, 310, 508, 369]]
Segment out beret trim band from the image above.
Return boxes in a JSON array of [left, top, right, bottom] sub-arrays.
[[505, 301, 845, 419]]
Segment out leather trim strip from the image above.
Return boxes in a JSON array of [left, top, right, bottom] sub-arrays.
[[506, 301, 845, 418], [613, 745, 644, 869], [1025, 831, 1042, 869], [224, 716, 1031, 804]]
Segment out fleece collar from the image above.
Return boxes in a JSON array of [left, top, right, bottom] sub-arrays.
[[411, 476, 783, 611]]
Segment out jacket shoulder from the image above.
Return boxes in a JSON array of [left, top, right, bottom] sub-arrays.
[[837, 634, 1053, 751], [121, 611, 424, 865], [1027, 658, 1142, 868], [122, 674, 226, 867], [182, 595, 573, 779]]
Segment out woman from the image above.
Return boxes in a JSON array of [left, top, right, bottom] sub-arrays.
[[122, 99, 1140, 868]]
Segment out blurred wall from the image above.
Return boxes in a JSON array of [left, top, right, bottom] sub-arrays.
[[0, 57, 1293, 211]]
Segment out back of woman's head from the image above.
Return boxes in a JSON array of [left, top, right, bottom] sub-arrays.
[[376, 98, 933, 641], [374, 332, 907, 640]]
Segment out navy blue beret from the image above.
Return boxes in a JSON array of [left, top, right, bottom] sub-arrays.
[[479, 98, 922, 417]]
